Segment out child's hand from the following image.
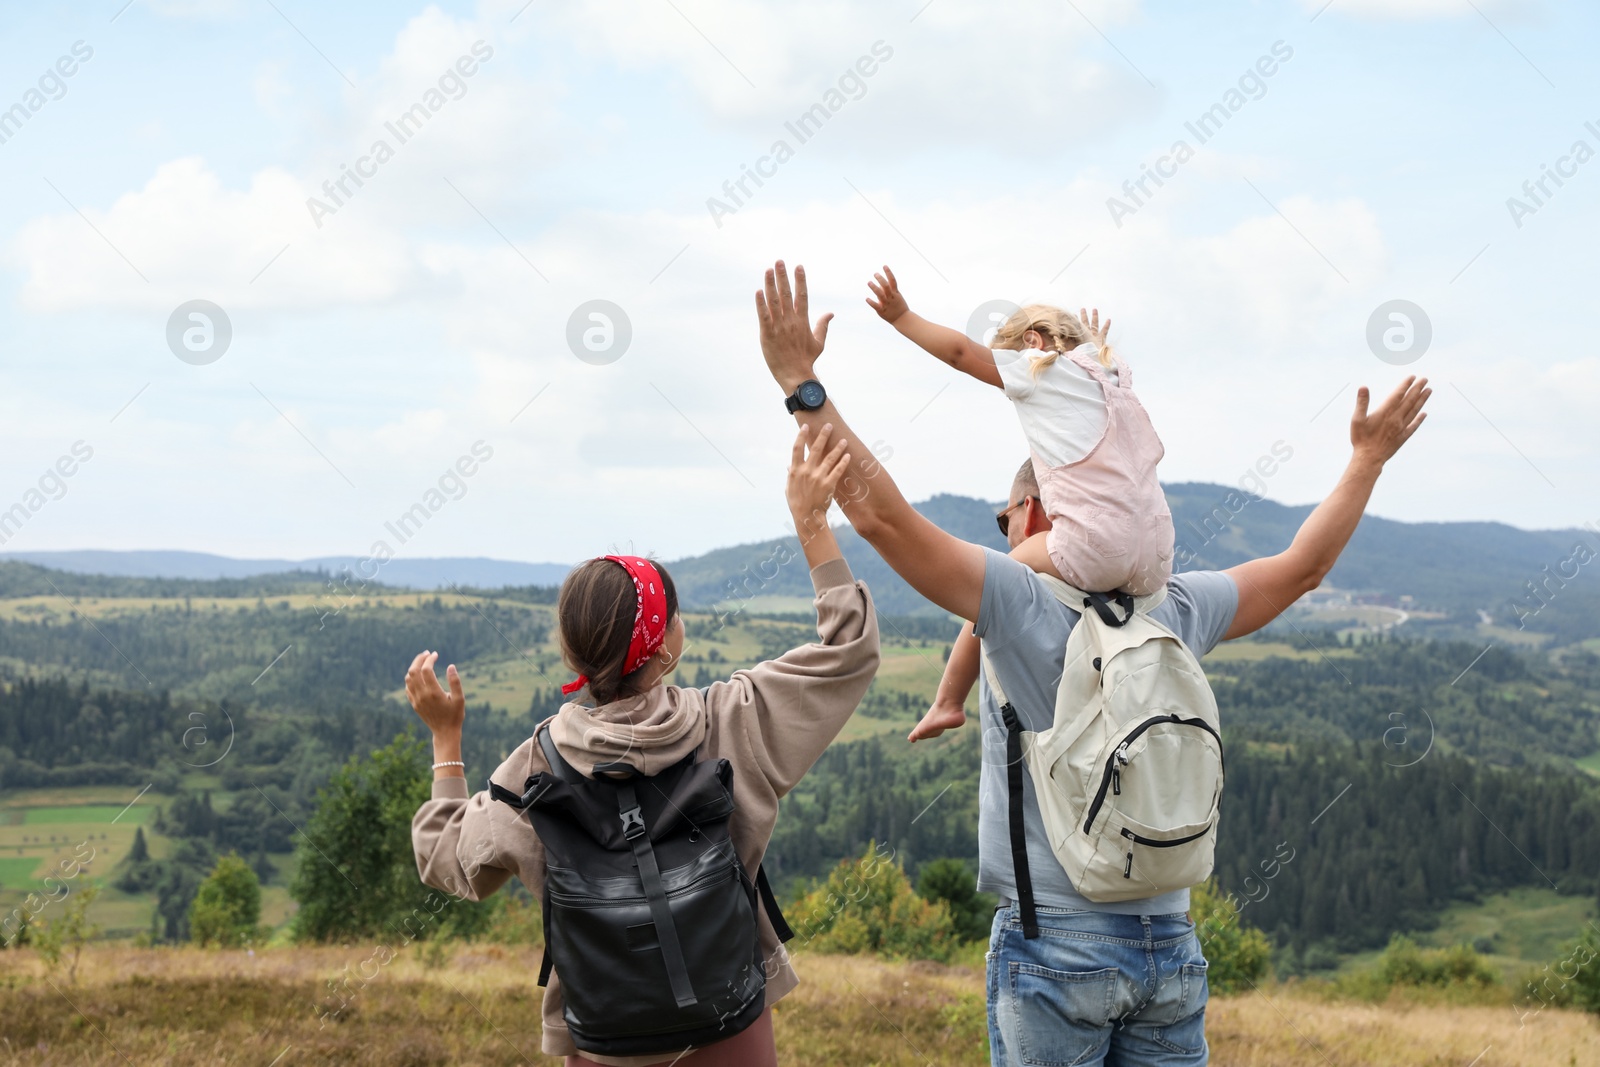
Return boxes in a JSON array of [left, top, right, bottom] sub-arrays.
[[1079, 307, 1111, 349], [866, 266, 909, 324], [786, 423, 851, 525], [908, 697, 967, 743]]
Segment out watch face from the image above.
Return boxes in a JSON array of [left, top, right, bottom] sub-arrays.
[[798, 380, 826, 409]]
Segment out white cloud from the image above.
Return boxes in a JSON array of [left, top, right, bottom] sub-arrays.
[[1304, 0, 1537, 20], [537, 0, 1158, 150], [10, 158, 419, 312], [9, 6, 564, 315], [147, 0, 246, 17]]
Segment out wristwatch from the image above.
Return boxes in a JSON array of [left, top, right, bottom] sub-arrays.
[[784, 379, 827, 413]]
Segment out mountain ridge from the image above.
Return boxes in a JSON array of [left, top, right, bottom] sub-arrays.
[[5, 483, 1595, 639]]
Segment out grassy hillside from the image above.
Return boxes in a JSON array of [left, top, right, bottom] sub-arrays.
[[0, 946, 1595, 1066], [1335, 887, 1597, 983]]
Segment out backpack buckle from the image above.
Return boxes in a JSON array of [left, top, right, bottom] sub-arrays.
[[1083, 591, 1136, 628], [619, 806, 646, 840], [998, 702, 1022, 732]]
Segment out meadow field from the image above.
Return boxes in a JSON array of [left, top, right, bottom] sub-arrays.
[[0, 945, 1597, 1066]]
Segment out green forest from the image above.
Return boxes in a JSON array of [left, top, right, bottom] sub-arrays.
[[1, 556, 1598, 977]]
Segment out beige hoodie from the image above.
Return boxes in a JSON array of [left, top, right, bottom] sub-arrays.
[[412, 558, 879, 1064]]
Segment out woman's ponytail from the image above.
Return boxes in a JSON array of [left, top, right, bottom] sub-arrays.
[[556, 558, 678, 705]]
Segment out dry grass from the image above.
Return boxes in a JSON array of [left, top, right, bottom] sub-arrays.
[[1208, 986, 1600, 1066], [0, 945, 988, 1066], [0, 946, 1596, 1065]]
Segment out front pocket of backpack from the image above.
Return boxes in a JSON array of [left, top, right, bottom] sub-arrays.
[[550, 860, 759, 1038], [1108, 812, 1217, 895], [1114, 724, 1222, 831]]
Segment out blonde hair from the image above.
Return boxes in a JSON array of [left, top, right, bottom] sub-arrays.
[[991, 304, 1114, 377]]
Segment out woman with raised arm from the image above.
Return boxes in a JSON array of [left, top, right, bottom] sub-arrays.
[[406, 423, 879, 1067]]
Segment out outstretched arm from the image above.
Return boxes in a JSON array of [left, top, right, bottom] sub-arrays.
[[1223, 377, 1432, 640], [866, 265, 1002, 388], [758, 261, 987, 621]]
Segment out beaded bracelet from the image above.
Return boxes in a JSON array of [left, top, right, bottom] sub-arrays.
[[431, 760, 465, 771]]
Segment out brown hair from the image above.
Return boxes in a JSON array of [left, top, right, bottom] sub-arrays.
[[557, 558, 679, 705], [1012, 458, 1039, 501]]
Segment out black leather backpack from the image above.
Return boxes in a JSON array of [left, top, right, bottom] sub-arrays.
[[489, 726, 792, 1058]]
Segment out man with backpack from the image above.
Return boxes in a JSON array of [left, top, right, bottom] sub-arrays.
[[753, 260, 1431, 1065]]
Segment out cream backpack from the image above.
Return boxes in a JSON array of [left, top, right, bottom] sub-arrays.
[[982, 576, 1224, 937]]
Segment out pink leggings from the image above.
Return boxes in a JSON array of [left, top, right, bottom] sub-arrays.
[[566, 1008, 777, 1067]]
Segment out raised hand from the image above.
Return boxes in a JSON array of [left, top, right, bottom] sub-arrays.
[[1079, 307, 1111, 349], [1351, 376, 1431, 467], [786, 422, 851, 525], [756, 260, 833, 393], [865, 265, 909, 323], [404, 650, 466, 736]]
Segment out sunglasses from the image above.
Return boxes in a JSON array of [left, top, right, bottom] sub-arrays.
[[996, 496, 1040, 537]]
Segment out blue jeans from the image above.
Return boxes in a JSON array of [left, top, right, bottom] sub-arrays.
[[986, 905, 1208, 1067]]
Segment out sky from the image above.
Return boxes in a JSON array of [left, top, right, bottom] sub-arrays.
[[0, 0, 1595, 567]]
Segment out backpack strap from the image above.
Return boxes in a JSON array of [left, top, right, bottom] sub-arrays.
[[1037, 573, 1168, 618], [755, 865, 793, 943], [980, 650, 1039, 941], [537, 886, 555, 987], [615, 776, 699, 1008], [536, 722, 577, 783]]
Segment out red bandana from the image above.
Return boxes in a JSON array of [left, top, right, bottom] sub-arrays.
[[561, 555, 670, 697]]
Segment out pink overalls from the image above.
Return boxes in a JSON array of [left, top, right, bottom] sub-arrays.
[[1032, 347, 1174, 595]]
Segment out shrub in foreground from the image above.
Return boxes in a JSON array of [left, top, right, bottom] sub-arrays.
[[1191, 880, 1272, 994], [917, 858, 997, 944], [787, 842, 957, 962]]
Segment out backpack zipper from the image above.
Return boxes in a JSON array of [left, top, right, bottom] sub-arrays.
[[1119, 823, 1213, 848], [1083, 714, 1224, 834], [1119, 821, 1214, 880]]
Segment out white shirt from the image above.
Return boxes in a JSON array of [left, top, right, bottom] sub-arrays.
[[992, 342, 1114, 468]]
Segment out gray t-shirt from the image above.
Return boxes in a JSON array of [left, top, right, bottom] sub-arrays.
[[973, 550, 1238, 915]]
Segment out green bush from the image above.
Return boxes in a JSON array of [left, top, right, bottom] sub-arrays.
[[916, 858, 996, 944], [1376, 935, 1499, 989], [787, 843, 957, 962], [189, 853, 262, 947], [290, 734, 494, 943], [1332, 935, 1503, 1002], [1191, 880, 1272, 994], [484, 892, 542, 947], [1521, 926, 1600, 1016]]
